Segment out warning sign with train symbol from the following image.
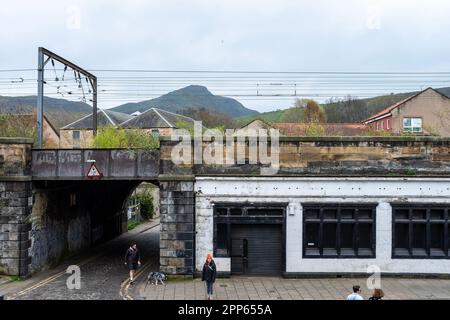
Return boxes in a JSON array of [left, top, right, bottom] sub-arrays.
[[87, 162, 103, 179]]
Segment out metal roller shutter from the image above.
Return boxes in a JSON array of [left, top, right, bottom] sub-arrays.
[[231, 224, 282, 275]]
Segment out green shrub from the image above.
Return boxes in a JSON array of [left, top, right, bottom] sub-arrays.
[[127, 220, 140, 231], [129, 190, 154, 220], [91, 126, 128, 148], [91, 126, 159, 149], [125, 129, 160, 149], [304, 123, 326, 136]]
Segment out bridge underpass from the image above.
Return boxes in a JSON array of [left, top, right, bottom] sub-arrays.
[[1, 142, 163, 276], [29, 148, 161, 275], [29, 179, 152, 273]]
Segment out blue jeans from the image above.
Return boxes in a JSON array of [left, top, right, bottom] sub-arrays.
[[206, 281, 214, 295]]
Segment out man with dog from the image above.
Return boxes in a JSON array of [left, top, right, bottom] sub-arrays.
[[124, 243, 141, 285], [202, 253, 217, 300]]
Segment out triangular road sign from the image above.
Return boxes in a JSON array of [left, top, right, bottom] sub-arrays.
[[87, 163, 102, 179]]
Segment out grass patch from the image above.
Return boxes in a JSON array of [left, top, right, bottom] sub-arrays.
[[9, 275, 21, 282], [127, 220, 141, 231]]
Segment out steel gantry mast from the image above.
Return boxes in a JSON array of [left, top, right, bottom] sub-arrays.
[[37, 47, 97, 148]]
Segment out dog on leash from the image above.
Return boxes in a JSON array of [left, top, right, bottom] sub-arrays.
[[145, 272, 167, 289]]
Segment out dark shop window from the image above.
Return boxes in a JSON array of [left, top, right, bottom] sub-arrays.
[[392, 205, 449, 259], [305, 223, 320, 256], [303, 204, 376, 258], [215, 223, 229, 257]]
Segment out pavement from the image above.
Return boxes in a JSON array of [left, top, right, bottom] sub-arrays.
[[2, 215, 450, 300], [132, 276, 450, 300]]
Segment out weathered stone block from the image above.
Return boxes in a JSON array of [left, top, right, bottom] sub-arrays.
[[160, 257, 185, 268], [160, 214, 193, 223], [8, 198, 29, 207], [0, 239, 31, 251], [176, 267, 193, 275], [160, 197, 195, 205], [1, 248, 29, 259], [0, 258, 19, 275], [160, 266, 176, 274]]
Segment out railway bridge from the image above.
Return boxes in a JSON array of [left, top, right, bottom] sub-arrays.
[[1, 136, 450, 277]]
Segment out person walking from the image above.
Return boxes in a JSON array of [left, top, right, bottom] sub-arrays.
[[124, 243, 141, 285], [368, 288, 384, 300], [346, 285, 364, 300], [202, 253, 217, 300]]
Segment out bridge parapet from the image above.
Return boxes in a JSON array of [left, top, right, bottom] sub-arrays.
[[160, 136, 450, 177], [32, 149, 159, 180]]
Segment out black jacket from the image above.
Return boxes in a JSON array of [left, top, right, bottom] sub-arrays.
[[202, 260, 217, 283], [125, 247, 140, 264]]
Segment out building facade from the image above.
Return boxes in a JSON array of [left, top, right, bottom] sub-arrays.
[[195, 177, 450, 276], [364, 87, 450, 136], [158, 136, 450, 277]]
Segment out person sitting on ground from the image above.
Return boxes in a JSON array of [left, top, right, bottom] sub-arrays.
[[368, 288, 384, 300], [346, 285, 364, 300]]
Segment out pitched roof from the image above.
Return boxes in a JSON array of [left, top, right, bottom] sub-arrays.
[[120, 107, 197, 129], [363, 87, 450, 124], [61, 109, 132, 130], [239, 118, 272, 129], [272, 123, 367, 136]]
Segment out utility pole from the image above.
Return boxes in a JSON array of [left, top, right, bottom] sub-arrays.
[[37, 49, 45, 148], [36, 47, 97, 148]]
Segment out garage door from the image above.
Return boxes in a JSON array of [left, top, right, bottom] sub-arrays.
[[231, 224, 282, 275]]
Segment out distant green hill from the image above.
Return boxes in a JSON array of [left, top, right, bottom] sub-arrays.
[[0, 95, 92, 129], [111, 85, 258, 118]]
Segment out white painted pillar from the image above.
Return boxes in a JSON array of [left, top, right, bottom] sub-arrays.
[[195, 197, 213, 272], [285, 201, 302, 272], [375, 201, 392, 266]]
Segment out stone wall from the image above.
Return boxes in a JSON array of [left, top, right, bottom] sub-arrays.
[[0, 138, 33, 276], [159, 180, 194, 275], [160, 136, 450, 176], [28, 185, 91, 273]]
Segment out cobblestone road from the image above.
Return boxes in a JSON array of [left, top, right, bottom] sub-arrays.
[[1, 219, 160, 300]]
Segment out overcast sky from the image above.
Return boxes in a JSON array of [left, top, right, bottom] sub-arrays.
[[1, 0, 450, 112]]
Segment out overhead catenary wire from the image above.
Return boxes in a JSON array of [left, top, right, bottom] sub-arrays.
[[1, 68, 450, 109]]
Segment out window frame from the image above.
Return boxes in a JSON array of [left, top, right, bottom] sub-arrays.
[[392, 204, 449, 259], [72, 130, 81, 140], [402, 117, 423, 133], [302, 203, 377, 259]]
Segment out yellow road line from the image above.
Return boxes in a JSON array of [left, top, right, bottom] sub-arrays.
[[8, 222, 160, 300], [120, 262, 153, 300], [9, 254, 102, 299]]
